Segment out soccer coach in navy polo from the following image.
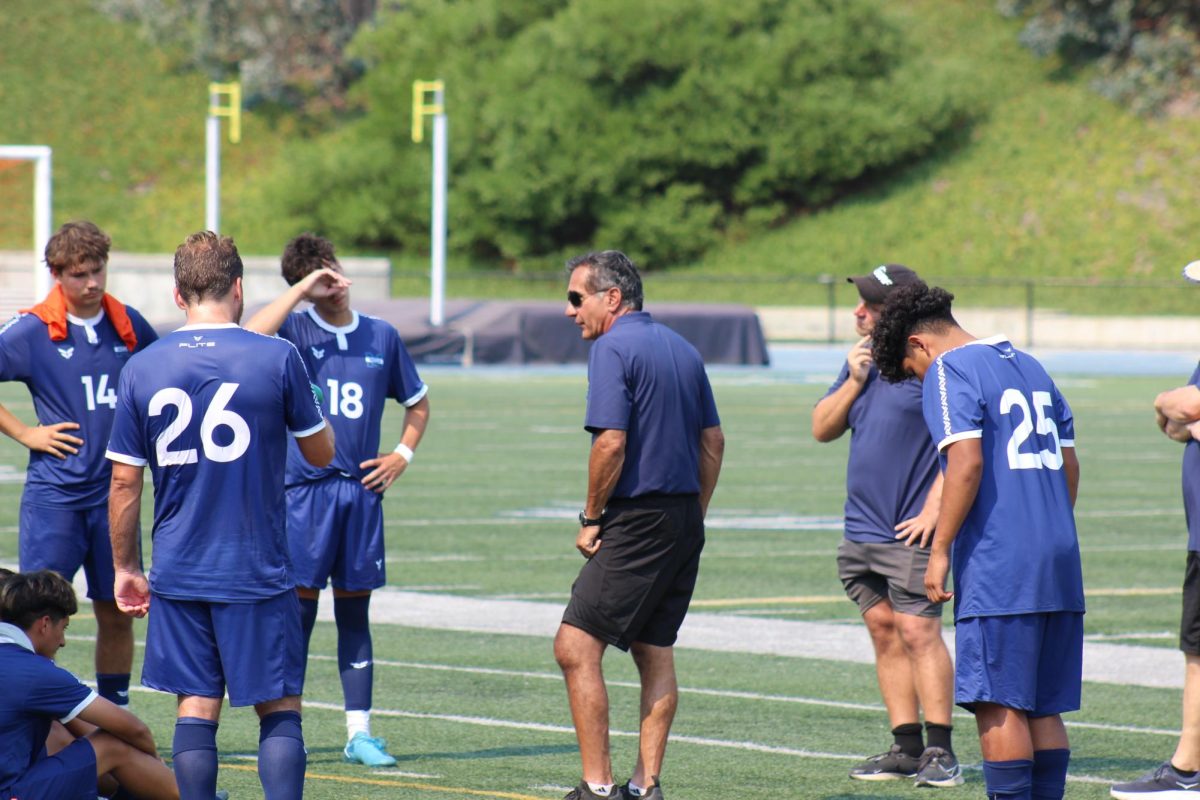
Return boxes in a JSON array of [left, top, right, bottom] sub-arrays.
[[554, 250, 725, 800]]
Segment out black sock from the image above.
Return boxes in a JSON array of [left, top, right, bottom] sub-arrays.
[[925, 722, 954, 754], [893, 723, 924, 758], [1173, 763, 1198, 779]]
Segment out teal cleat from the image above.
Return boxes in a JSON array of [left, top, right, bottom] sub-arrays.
[[344, 733, 397, 767]]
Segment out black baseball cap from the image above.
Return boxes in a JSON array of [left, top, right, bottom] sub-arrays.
[[846, 264, 922, 305]]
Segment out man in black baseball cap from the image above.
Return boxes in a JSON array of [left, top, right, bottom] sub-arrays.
[[846, 263, 924, 305], [812, 263, 961, 787]]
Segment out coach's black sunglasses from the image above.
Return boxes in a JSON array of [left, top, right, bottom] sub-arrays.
[[567, 289, 605, 308]]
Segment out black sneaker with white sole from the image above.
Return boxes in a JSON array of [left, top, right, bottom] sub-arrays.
[[1112, 762, 1200, 799], [914, 746, 965, 788], [563, 782, 627, 800], [849, 744, 921, 781]]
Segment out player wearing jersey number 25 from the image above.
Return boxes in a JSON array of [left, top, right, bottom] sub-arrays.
[[106, 231, 335, 800], [871, 283, 1084, 800]]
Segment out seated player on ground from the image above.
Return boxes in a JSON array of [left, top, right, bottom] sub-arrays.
[[0, 569, 208, 800]]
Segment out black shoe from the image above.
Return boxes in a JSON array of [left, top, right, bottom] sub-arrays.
[[622, 781, 664, 800], [914, 746, 964, 788], [849, 744, 921, 781], [564, 782, 627, 800], [1111, 762, 1200, 798]]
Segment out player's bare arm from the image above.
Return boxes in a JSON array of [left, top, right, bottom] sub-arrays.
[[0, 401, 83, 459], [698, 425, 724, 517], [108, 462, 149, 618], [296, 424, 336, 468], [925, 439, 983, 604], [811, 336, 873, 442], [579, 429, 626, 558], [361, 394, 430, 493], [75, 695, 159, 758], [1063, 446, 1080, 508], [243, 267, 352, 336], [895, 470, 944, 547]]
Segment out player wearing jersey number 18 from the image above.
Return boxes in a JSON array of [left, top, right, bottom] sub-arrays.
[[245, 233, 430, 768], [872, 283, 1084, 800], [106, 231, 335, 800]]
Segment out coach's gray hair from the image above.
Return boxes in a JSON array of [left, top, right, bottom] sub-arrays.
[[566, 250, 644, 311]]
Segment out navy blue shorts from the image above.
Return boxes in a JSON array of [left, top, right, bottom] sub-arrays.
[[955, 611, 1083, 716], [142, 591, 305, 707], [7, 737, 96, 800], [286, 477, 385, 591], [19, 501, 129, 601]]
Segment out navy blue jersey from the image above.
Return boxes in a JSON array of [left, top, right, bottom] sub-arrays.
[[822, 363, 939, 543], [585, 312, 720, 498], [0, 308, 157, 508], [106, 324, 326, 602], [278, 309, 426, 485], [0, 623, 96, 792], [1183, 363, 1200, 552], [921, 335, 1084, 620]]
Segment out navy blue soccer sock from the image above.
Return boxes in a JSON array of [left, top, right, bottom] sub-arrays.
[[96, 672, 131, 706], [172, 716, 219, 800], [334, 594, 373, 712], [258, 710, 306, 800], [1031, 749, 1070, 800], [983, 759, 1034, 800], [298, 596, 319, 684]]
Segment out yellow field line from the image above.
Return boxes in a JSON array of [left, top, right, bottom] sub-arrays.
[[223, 763, 548, 799]]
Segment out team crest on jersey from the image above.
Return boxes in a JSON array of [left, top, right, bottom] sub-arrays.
[[113, 344, 129, 355], [364, 353, 384, 369], [57, 346, 74, 359], [311, 346, 325, 359]]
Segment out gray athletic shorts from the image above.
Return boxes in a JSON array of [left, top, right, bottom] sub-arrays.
[[837, 538, 943, 618]]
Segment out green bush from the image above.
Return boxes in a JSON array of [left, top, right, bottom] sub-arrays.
[[276, 0, 978, 267]]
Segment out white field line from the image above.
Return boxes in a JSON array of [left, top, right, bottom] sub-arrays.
[[305, 655, 1182, 738], [83, 682, 1163, 786], [66, 634, 1181, 741], [306, 589, 1186, 689]]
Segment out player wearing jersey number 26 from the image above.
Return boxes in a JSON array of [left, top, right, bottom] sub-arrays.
[[106, 231, 335, 800]]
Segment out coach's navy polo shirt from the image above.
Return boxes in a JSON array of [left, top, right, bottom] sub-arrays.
[[1184, 363, 1200, 552], [0, 622, 96, 791], [822, 363, 938, 544], [584, 312, 720, 499]]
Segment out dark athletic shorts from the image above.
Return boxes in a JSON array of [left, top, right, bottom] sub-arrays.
[[1181, 551, 1200, 654], [562, 494, 704, 651], [837, 538, 943, 618]]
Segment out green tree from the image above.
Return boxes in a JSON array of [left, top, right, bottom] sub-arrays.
[[279, 0, 978, 267], [1000, 0, 1200, 114]]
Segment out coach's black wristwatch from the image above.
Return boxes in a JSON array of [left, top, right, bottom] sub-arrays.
[[578, 510, 603, 528]]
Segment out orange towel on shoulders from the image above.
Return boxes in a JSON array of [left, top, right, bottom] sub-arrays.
[[21, 284, 139, 350]]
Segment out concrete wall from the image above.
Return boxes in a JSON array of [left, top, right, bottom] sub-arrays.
[[757, 306, 1200, 350], [0, 251, 391, 326]]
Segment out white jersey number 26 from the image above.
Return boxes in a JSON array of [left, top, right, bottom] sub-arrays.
[[1000, 388, 1063, 471], [149, 382, 251, 465]]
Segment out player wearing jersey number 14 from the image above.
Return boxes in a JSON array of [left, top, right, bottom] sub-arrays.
[[871, 283, 1084, 800], [106, 231, 335, 800]]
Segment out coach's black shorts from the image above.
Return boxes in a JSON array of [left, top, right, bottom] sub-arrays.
[[562, 494, 704, 651], [1181, 551, 1200, 654]]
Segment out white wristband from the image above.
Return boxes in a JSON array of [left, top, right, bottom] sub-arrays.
[[393, 443, 414, 463]]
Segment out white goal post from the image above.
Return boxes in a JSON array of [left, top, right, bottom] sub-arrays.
[[0, 145, 52, 301]]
